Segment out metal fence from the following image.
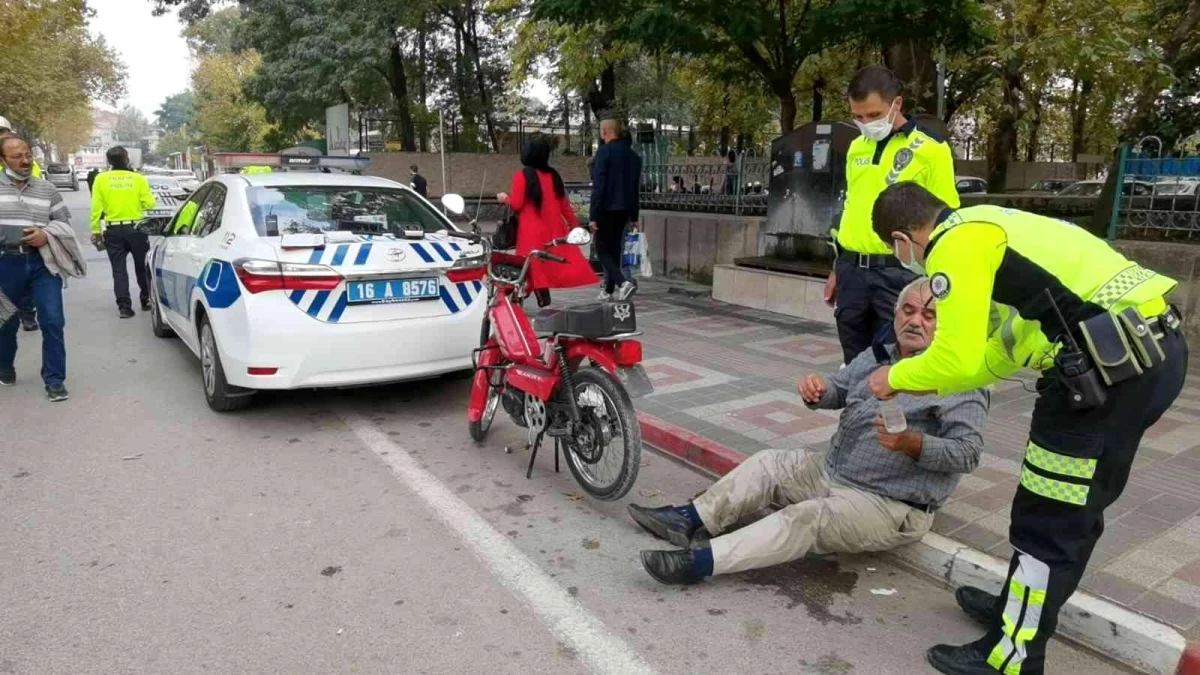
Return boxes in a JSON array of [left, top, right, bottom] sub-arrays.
[[1109, 144, 1200, 240], [638, 156, 771, 216]]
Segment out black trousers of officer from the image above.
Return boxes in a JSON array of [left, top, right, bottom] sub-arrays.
[[973, 324, 1188, 673], [833, 256, 915, 364], [103, 225, 151, 311], [594, 211, 629, 294]]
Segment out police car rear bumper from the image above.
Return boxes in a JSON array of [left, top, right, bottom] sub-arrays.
[[219, 300, 481, 390]]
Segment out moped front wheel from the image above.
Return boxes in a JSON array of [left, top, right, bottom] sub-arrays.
[[468, 367, 503, 442], [560, 367, 641, 501]]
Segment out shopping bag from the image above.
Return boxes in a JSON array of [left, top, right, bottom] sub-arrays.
[[638, 232, 653, 278]]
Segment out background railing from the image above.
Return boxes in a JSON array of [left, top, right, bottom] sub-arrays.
[[1109, 145, 1200, 240], [638, 156, 771, 216]]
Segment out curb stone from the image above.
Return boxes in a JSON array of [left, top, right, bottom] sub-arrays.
[[637, 412, 1192, 675]]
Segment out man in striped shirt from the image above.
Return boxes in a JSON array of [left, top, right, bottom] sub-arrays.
[[0, 136, 72, 401]]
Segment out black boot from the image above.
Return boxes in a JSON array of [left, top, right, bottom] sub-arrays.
[[955, 586, 998, 626], [628, 504, 702, 546], [926, 642, 1006, 674], [118, 307, 135, 319], [640, 549, 702, 585]]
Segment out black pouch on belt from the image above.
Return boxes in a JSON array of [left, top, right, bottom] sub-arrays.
[[1117, 306, 1166, 369], [1079, 312, 1142, 387]]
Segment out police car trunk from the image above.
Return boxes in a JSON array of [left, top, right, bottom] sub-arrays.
[[235, 175, 487, 326]]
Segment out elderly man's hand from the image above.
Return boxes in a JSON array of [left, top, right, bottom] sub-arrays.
[[867, 365, 896, 400], [21, 228, 48, 248], [875, 416, 923, 459], [798, 373, 827, 404]]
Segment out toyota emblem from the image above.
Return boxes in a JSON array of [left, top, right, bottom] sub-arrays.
[[385, 248, 406, 262]]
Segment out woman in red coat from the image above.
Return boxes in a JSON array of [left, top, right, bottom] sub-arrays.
[[497, 138, 596, 294]]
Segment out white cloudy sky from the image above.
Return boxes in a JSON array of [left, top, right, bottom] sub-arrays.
[[88, 0, 553, 124], [89, 0, 192, 121]]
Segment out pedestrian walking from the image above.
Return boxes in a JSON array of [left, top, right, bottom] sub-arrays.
[[90, 146, 156, 318], [588, 118, 641, 301], [410, 164, 428, 198], [86, 167, 99, 191], [496, 137, 595, 304], [868, 182, 1188, 675], [0, 136, 87, 402], [826, 66, 960, 365], [0, 118, 42, 178]]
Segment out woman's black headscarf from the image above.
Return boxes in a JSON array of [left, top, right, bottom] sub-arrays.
[[520, 137, 565, 209]]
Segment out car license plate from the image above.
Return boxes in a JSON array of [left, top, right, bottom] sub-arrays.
[[347, 277, 440, 305]]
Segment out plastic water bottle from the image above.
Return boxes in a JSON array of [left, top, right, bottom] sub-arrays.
[[881, 400, 907, 433]]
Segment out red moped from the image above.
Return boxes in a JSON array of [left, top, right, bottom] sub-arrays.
[[465, 228, 653, 501]]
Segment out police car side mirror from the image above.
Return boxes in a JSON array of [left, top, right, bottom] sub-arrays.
[[566, 227, 592, 246], [441, 193, 466, 215]]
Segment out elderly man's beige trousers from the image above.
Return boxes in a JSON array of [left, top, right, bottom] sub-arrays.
[[693, 449, 934, 575]]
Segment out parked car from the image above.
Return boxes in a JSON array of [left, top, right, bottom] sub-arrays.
[[167, 169, 202, 192], [74, 167, 90, 182], [955, 176, 988, 195], [44, 163, 79, 191], [1150, 177, 1200, 197], [144, 171, 485, 411], [1027, 178, 1076, 193], [1059, 180, 1155, 197]]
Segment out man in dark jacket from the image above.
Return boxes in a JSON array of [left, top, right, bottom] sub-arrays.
[[409, 164, 428, 198], [589, 119, 641, 301], [86, 167, 99, 191]]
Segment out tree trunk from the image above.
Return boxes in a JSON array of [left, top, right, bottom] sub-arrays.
[[385, 40, 416, 152], [1070, 75, 1093, 161], [582, 100, 593, 157], [883, 40, 938, 114], [562, 90, 571, 154], [779, 88, 798, 134], [461, 5, 499, 153], [811, 74, 826, 122], [418, 20, 429, 152], [586, 62, 617, 119], [987, 71, 1021, 193], [1026, 87, 1044, 162], [687, 124, 696, 156]]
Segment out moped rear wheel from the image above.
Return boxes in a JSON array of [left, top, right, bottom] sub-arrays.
[[561, 367, 641, 501]]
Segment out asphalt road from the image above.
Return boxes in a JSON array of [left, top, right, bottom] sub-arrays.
[[0, 187, 1128, 674]]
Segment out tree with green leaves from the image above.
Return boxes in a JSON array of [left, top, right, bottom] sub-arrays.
[[114, 105, 153, 144], [2, 0, 126, 143], [155, 92, 196, 132]]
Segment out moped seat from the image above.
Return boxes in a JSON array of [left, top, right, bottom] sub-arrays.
[[533, 301, 637, 337]]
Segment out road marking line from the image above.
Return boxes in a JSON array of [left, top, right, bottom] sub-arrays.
[[340, 411, 657, 675]]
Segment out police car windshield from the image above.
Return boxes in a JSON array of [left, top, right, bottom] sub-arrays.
[[247, 186, 448, 238], [147, 176, 182, 190]]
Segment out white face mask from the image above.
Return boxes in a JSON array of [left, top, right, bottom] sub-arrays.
[[894, 235, 926, 276], [855, 99, 899, 142]]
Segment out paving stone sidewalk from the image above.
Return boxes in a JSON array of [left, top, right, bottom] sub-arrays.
[[553, 279, 1200, 639]]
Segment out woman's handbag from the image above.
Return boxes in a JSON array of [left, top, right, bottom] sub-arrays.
[[492, 207, 518, 250]]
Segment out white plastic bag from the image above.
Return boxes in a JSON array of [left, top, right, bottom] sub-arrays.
[[638, 232, 653, 278]]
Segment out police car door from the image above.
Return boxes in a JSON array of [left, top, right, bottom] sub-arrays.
[[155, 185, 209, 334], [160, 186, 226, 344]]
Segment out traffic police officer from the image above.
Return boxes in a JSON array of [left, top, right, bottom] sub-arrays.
[[828, 66, 960, 364], [90, 146, 156, 318], [866, 182, 1188, 675]]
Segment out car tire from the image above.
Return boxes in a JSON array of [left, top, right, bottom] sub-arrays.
[[149, 285, 175, 338], [199, 316, 253, 412]]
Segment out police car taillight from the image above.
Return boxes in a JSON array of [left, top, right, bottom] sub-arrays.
[[444, 248, 487, 282], [234, 258, 342, 293]]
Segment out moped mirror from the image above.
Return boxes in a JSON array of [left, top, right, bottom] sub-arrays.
[[441, 193, 466, 215], [566, 227, 592, 246]]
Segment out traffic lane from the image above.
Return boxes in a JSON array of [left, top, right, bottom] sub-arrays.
[[23, 185, 1126, 673], [0, 279, 580, 674], [326, 383, 1130, 675]]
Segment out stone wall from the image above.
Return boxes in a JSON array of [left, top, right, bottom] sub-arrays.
[[634, 211, 765, 284], [365, 152, 591, 197], [1113, 241, 1200, 347]]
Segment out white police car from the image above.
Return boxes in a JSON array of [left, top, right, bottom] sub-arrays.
[[146, 169, 486, 411]]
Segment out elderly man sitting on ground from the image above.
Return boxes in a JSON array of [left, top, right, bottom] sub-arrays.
[[630, 277, 990, 584]]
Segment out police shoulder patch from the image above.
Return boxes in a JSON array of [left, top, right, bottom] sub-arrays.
[[930, 272, 951, 300], [893, 148, 914, 172]]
